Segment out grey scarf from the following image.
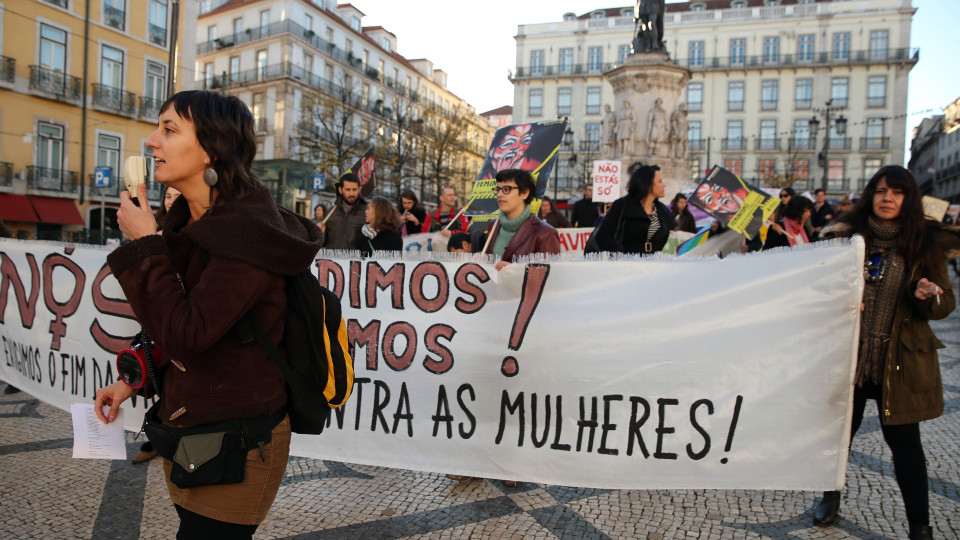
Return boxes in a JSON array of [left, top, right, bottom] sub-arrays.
[[856, 217, 905, 386]]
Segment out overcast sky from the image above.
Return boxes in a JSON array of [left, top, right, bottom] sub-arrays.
[[355, 0, 959, 162]]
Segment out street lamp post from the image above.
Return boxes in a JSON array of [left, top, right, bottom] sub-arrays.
[[562, 126, 577, 202], [808, 99, 848, 192]]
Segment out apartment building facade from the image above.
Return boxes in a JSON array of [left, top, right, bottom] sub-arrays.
[[0, 0, 195, 241], [511, 0, 916, 203], [909, 96, 960, 204], [195, 0, 493, 212]]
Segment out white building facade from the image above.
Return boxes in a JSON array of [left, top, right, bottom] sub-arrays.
[[511, 0, 916, 202], [195, 0, 492, 213], [909, 97, 960, 204]]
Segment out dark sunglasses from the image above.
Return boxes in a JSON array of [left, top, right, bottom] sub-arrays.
[[864, 252, 885, 284]]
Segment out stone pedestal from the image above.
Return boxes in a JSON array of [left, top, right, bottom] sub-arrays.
[[604, 52, 691, 202]]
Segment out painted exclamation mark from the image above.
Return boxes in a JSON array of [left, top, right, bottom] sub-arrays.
[[720, 395, 744, 464], [501, 264, 551, 377]]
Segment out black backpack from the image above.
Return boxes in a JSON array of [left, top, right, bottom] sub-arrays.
[[202, 251, 355, 435], [239, 269, 355, 435]]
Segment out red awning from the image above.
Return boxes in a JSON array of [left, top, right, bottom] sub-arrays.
[[29, 196, 85, 226], [0, 193, 40, 223]]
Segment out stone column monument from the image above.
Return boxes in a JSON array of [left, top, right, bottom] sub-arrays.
[[604, 1, 691, 202]]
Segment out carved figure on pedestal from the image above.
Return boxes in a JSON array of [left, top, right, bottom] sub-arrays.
[[632, 0, 665, 54], [601, 104, 617, 159], [617, 101, 636, 156], [646, 98, 668, 157], [669, 103, 689, 160]]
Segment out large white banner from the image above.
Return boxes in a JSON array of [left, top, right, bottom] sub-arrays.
[[0, 238, 864, 490]]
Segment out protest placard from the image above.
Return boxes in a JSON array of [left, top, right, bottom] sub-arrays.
[[688, 167, 778, 238], [591, 160, 622, 203]]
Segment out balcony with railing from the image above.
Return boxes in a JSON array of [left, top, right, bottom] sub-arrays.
[[104, 6, 125, 30], [826, 137, 852, 151], [26, 166, 79, 193], [201, 62, 356, 102], [139, 96, 162, 120], [860, 137, 890, 152], [722, 138, 746, 151], [45, 0, 68, 7], [727, 100, 744, 112], [826, 178, 850, 192], [689, 139, 707, 152], [0, 56, 14, 85], [789, 138, 816, 152], [149, 24, 167, 47], [511, 62, 618, 80], [760, 99, 778, 111], [0, 162, 12, 188], [579, 141, 600, 154], [29, 66, 82, 103], [92, 84, 136, 116], [670, 47, 918, 74], [755, 138, 781, 152]]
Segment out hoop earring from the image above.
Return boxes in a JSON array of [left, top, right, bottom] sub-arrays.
[[203, 168, 218, 187]]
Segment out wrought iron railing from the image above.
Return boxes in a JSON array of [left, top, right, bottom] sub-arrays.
[[92, 83, 136, 114], [29, 65, 82, 101], [26, 166, 79, 193], [0, 56, 14, 83], [0, 162, 12, 187], [139, 96, 163, 119]]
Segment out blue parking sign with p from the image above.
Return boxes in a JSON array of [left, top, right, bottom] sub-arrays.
[[94, 167, 112, 188], [313, 173, 324, 190]]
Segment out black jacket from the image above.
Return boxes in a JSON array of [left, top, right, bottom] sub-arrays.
[[595, 197, 676, 254], [571, 198, 603, 228], [356, 229, 403, 257]]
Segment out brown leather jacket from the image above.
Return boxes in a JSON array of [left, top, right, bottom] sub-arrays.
[[107, 184, 323, 426], [483, 213, 561, 261]]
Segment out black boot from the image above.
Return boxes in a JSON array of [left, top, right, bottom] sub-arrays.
[[813, 490, 840, 526], [909, 524, 932, 540]]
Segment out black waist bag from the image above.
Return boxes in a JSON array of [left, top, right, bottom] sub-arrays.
[[142, 402, 284, 489]]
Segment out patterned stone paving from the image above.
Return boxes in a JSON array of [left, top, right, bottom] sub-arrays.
[[2, 284, 959, 539]]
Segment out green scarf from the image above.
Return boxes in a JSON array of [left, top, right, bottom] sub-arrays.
[[492, 206, 531, 257]]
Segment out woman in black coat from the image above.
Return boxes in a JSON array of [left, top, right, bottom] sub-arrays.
[[594, 165, 676, 255], [357, 196, 403, 256]]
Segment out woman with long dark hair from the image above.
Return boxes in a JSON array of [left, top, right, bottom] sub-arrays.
[[397, 189, 426, 237], [670, 192, 696, 233], [594, 165, 676, 254], [95, 90, 322, 538], [357, 196, 403, 256], [537, 196, 572, 229], [811, 165, 955, 540]]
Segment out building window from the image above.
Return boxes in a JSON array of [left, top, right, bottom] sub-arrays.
[[762, 36, 779, 64], [104, 0, 125, 31], [867, 76, 886, 108], [793, 159, 809, 182], [325, 27, 333, 43], [207, 25, 216, 43], [618, 45, 630, 64], [687, 82, 703, 112], [588, 47, 603, 71], [304, 13, 312, 32], [863, 158, 882, 184], [259, 10, 270, 33], [586, 86, 601, 114], [559, 48, 573, 73], [795, 78, 812, 110], [689, 41, 704, 67], [233, 17, 243, 37], [361, 83, 370, 107], [688, 121, 702, 151], [203, 62, 213, 87], [831, 77, 849, 108], [100, 45, 124, 91], [256, 50, 267, 80], [144, 61, 165, 103], [40, 24, 67, 72], [585, 123, 600, 144], [252, 93, 265, 130], [724, 159, 742, 177], [689, 157, 702, 180], [38, 122, 64, 172], [362, 50, 369, 70], [827, 159, 845, 190], [557, 87, 572, 115], [832, 32, 850, 61], [761, 80, 778, 110], [793, 119, 810, 148], [229, 56, 240, 82], [797, 34, 814, 62], [759, 119, 777, 150], [350, 16, 360, 32], [97, 134, 121, 176], [529, 88, 543, 116], [726, 120, 743, 149], [869, 30, 888, 60], [730, 38, 745, 66], [759, 159, 776, 179], [304, 53, 314, 77], [728, 81, 744, 112], [381, 37, 390, 52], [530, 50, 544, 74], [148, 0, 167, 46], [865, 118, 886, 149]]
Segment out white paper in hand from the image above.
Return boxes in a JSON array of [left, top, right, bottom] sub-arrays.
[[71, 403, 127, 460]]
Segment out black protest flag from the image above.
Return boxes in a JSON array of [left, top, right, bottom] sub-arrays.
[[345, 148, 377, 198]]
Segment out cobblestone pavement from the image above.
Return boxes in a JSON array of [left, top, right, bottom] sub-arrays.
[[2, 293, 959, 540]]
